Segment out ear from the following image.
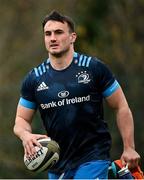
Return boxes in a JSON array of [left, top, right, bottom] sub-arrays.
[[70, 32, 77, 43]]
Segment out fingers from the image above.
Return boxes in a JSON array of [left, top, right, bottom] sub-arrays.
[[121, 149, 141, 169], [24, 139, 37, 156], [33, 134, 49, 148], [35, 134, 49, 143], [122, 158, 139, 169], [128, 156, 140, 169], [23, 134, 48, 156], [121, 158, 127, 167]]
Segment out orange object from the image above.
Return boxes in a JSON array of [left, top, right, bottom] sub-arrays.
[[114, 160, 144, 179]]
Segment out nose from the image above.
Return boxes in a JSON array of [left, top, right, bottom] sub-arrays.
[[50, 32, 56, 42]]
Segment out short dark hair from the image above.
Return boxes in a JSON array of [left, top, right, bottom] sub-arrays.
[[42, 10, 75, 32]]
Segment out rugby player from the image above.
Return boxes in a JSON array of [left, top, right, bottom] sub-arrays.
[[13, 11, 140, 179]]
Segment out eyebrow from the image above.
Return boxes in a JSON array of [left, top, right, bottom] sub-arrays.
[[44, 28, 64, 33]]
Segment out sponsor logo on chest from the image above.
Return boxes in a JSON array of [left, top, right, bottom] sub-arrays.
[[40, 93, 91, 109]]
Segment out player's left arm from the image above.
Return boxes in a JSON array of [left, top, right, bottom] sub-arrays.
[[105, 87, 140, 169]]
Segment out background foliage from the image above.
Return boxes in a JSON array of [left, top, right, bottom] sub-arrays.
[[0, 0, 143, 178]]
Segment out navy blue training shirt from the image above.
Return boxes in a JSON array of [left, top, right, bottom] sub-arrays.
[[19, 52, 120, 173]]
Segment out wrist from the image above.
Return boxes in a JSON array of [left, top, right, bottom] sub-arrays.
[[20, 130, 31, 141], [123, 144, 135, 151]]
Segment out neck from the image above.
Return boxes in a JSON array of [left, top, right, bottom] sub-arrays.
[[49, 49, 74, 70]]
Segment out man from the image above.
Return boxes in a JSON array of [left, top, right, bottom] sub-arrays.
[[13, 10, 140, 179]]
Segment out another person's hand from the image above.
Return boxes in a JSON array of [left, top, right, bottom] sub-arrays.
[[121, 147, 140, 169], [21, 131, 48, 156]]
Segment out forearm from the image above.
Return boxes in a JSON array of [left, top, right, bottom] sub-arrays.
[[13, 105, 48, 155], [116, 105, 135, 150], [106, 88, 140, 167], [13, 116, 32, 141], [13, 105, 36, 141]]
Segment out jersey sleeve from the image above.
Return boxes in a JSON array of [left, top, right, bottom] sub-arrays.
[[18, 70, 37, 109], [93, 59, 120, 98]]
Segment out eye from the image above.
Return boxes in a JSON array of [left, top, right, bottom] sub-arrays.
[[45, 31, 51, 36], [55, 30, 64, 34]]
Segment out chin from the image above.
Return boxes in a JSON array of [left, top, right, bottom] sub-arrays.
[[50, 49, 69, 57], [50, 51, 63, 57]]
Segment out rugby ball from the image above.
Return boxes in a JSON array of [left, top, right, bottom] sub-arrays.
[[24, 138, 60, 173]]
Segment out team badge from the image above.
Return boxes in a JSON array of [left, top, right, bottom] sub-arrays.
[[76, 71, 91, 84]]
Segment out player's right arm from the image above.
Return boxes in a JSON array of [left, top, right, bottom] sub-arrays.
[[14, 70, 48, 155], [13, 104, 48, 155]]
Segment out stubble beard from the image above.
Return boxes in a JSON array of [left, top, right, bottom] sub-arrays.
[[49, 47, 70, 58]]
